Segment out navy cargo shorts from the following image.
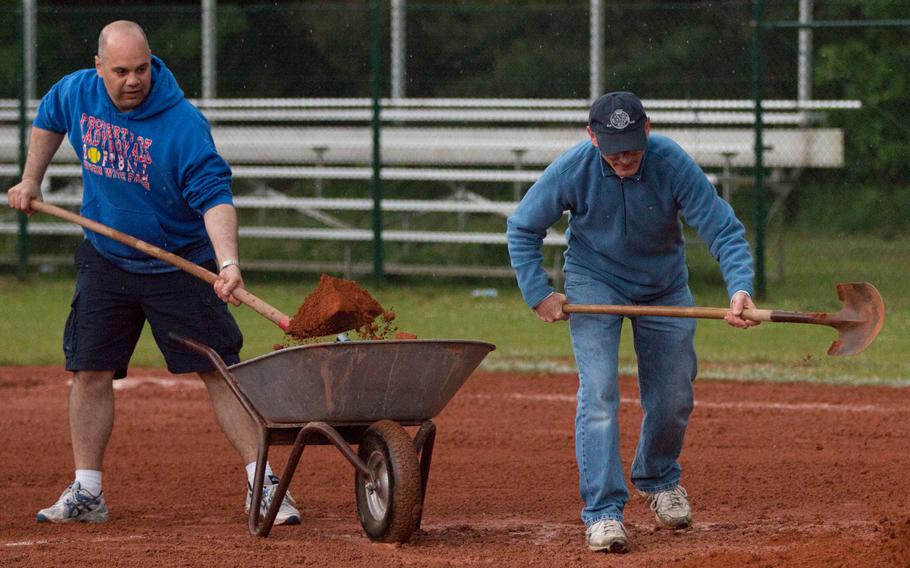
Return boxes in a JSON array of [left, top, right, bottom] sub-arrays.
[[64, 239, 243, 379]]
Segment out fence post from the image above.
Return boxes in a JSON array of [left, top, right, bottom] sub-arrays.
[[390, 0, 406, 100], [370, 0, 385, 285], [589, 0, 603, 100], [201, 0, 217, 100], [797, 0, 813, 118], [16, 0, 31, 280], [751, 0, 767, 300]]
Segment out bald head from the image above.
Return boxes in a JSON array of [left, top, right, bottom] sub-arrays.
[[98, 21, 149, 59], [95, 21, 152, 112]]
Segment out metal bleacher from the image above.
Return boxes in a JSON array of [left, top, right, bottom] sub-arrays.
[[0, 97, 854, 278]]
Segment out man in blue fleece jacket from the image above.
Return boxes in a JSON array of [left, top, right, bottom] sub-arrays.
[[7, 21, 299, 526], [506, 92, 759, 553]]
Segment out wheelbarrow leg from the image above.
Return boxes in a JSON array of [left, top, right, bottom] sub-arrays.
[[248, 428, 272, 536], [252, 422, 370, 538], [252, 427, 310, 538], [413, 420, 436, 530]]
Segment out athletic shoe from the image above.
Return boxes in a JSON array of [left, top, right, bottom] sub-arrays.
[[36, 481, 109, 524], [586, 519, 629, 553], [641, 485, 692, 529], [245, 475, 300, 526]]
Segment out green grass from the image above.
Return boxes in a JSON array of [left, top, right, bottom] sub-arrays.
[[1, 231, 907, 385]]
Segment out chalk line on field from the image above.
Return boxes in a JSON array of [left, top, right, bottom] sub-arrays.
[[4, 535, 145, 548], [113, 376, 205, 391], [465, 392, 907, 414], [414, 516, 880, 542], [65, 376, 204, 391], [481, 358, 910, 386]]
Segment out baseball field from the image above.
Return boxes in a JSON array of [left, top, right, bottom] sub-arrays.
[[1, 367, 909, 567], [1, 232, 908, 566], [3, 1, 909, 564]]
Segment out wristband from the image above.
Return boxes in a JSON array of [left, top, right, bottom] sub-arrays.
[[220, 259, 239, 271]]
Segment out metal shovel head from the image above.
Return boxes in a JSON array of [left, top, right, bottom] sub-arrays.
[[826, 282, 885, 357]]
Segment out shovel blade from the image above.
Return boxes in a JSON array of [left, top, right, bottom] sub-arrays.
[[826, 282, 885, 356]]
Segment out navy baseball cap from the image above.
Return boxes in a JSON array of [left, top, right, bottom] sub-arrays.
[[588, 91, 647, 155]]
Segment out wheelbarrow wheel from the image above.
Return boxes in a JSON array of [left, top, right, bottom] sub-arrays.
[[355, 420, 423, 543]]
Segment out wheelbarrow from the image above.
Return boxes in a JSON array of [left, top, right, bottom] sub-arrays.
[[176, 336, 495, 543]]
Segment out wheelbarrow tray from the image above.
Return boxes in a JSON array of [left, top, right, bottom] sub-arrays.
[[228, 339, 495, 425]]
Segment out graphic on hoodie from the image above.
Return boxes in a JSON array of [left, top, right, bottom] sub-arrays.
[[80, 113, 153, 190]]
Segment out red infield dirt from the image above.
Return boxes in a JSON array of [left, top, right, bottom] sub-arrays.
[[1, 365, 909, 567]]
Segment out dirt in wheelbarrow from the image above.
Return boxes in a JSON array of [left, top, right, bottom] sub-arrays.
[[284, 274, 398, 343], [2, 366, 910, 567]]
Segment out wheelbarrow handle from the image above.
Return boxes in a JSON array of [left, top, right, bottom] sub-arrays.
[[31, 200, 291, 331]]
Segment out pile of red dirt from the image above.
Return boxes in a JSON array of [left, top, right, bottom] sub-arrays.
[[355, 309, 398, 340], [286, 274, 393, 340]]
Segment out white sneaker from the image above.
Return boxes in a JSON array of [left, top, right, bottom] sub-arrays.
[[245, 475, 300, 526], [36, 481, 109, 524], [641, 485, 691, 529], [586, 519, 629, 553]]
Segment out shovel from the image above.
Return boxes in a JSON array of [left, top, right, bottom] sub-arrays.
[[30, 200, 387, 340], [562, 282, 884, 356], [30, 200, 292, 332]]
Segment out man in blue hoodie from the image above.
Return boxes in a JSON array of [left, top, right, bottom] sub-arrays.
[[7, 21, 299, 526], [506, 92, 760, 553]]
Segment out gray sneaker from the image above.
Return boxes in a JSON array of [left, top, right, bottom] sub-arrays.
[[586, 519, 629, 553], [36, 482, 109, 524], [245, 475, 300, 526], [641, 485, 692, 529]]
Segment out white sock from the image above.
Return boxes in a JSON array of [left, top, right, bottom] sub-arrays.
[[75, 469, 103, 496], [245, 462, 276, 486]]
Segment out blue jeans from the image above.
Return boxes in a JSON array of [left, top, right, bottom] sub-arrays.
[[565, 272, 697, 526]]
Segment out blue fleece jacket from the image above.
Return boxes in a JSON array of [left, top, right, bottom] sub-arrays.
[[506, 135, 754, 308], [34, 55, 233, 273]]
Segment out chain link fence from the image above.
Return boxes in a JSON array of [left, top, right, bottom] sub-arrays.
[[1, 1, 905, 283]]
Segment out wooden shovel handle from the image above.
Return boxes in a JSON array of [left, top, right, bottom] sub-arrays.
[[31, 200, 291, 331], [563, 303, 774, 322]]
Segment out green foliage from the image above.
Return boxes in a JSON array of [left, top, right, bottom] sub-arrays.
[[816, 34, 910, 177], [4, 2, 774, 99], [799, 4, 910, 237], [407, 3, 589, 97], [787, 179, 910, 236], [0, 5, 18, 99], [219, 4, 370, 98]]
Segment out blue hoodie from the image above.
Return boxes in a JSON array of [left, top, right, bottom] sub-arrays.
[[506, 135, 754, 308], [34, 55, 233, 273]]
